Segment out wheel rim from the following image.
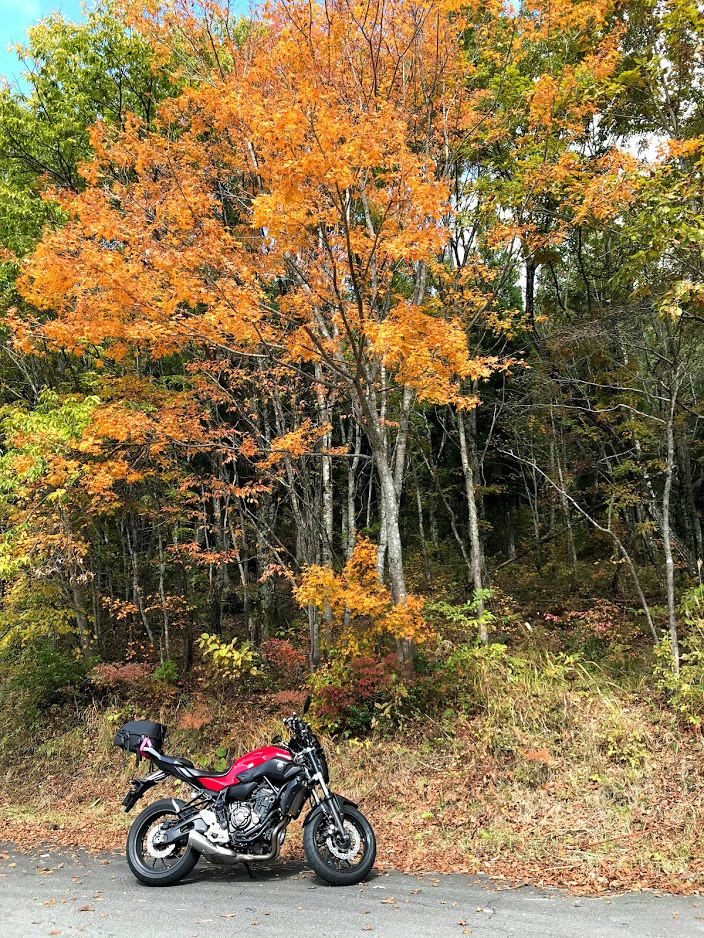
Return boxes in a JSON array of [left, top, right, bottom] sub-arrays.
[[314, 816, 369, 873], [134, 813, 188, 874]]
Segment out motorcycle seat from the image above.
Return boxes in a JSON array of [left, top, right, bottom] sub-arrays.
[[156, 754, 196, 769], [153, 753, 233, 779]]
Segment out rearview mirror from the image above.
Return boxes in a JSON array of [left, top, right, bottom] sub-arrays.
[[302, 694, 312, 715]]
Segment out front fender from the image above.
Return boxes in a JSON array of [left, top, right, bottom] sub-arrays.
[[302, 794, 357, 827]]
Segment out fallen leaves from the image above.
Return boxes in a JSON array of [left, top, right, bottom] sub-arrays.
[[520, 748, 551, 764], [3, 697, 704, 900]]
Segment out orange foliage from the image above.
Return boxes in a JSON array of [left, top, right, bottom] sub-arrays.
[[13, 0, 574, 412], [177, 702, 213, 731], [6, 0, 634, 629]]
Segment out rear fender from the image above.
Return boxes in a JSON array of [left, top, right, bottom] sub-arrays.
[[121, 771, 166, 812], [302, 794, 357, 828]]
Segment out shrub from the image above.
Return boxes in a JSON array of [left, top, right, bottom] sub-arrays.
[[152, 659, 179, 684], [271, 689, 308, 711], [310, 654, 397, 733], [295, 538, 432, 658], [260, 638, 307, 685], [2, 640, 89, 722], [197, 632, 261, 680], [426, 590, 495, 643], [91, 661, 152, 687], [654, 585, 704, 726]]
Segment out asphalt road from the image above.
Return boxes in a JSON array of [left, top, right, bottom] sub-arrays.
[[1, 843, 703, 938]]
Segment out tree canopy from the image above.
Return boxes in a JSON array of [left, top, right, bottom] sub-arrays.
[[0, 0, 702, 681]]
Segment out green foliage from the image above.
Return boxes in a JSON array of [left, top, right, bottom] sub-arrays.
[[601, 721, 650, 770], [0, 9, 174, 249], [151, 660, 179, 684], [212, 745, 228, 772], [654, 586, 704, 726], [197, 632, 261, 680], [0, 391, 100, 579], [0, 391, 98, 490], [426, 590, 495, 636], [0, 7, 178, 318], [425, 590, 497, 654], [0, 639, 89, 723], [0, 575, 77, 652]]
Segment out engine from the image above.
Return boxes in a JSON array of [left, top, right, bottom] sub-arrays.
[[226, 785, 277, 841], [201, 782, 279, 848]]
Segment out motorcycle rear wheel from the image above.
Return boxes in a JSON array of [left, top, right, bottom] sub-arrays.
[[126, 798, 199, 886], [303, 805, 376, 886]]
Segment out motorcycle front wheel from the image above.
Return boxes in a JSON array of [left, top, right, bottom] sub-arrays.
[[303, 804, 376, 885], [126, 798, 199, 887]]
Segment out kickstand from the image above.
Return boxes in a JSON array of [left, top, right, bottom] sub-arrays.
[[243, 861, 254, 880]]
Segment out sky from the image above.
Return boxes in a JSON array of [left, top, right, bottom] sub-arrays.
[[0, 0, 88, 86]]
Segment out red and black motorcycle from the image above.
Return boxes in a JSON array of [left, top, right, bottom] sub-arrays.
[[114, 697, 376, 887]]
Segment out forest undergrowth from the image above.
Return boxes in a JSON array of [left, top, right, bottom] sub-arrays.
[[2, 559, 704, 896]]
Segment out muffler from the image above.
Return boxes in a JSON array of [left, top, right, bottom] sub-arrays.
[[188, 820, 287, 865]]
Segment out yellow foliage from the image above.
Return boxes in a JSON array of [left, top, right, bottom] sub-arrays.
[[294, 538, 432, 657], [196, 632, 261, 679]]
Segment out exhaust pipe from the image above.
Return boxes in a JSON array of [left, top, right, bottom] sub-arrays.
[[188, 820, 288, 865]]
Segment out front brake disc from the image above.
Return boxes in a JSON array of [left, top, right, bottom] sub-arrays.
[[325, 820, 361, 860]]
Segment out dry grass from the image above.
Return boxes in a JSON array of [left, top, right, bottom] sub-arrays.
[[2, 678, 704, 894]]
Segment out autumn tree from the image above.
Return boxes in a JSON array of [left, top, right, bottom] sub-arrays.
[[15, 0, 526, 662]]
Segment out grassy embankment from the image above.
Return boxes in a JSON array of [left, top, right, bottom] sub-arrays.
[[1, 645, 702, 894]]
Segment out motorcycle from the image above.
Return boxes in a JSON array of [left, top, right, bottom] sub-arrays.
[[114, 696, 376, 887]]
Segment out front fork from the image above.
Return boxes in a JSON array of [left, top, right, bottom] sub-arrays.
[[310, 774, 350, 843]]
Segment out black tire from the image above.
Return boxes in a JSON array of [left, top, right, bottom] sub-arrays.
[[126, 798, 199, 886], [303, 804, 376, 886]]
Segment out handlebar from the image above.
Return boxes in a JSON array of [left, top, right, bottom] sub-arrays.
[[284, 712, 315, 745]]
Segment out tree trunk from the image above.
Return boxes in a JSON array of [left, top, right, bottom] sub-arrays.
[[157, 525, 171, 662], [525, 255, 537, 327], [126, 520, 157, 656], [555, 433, 577, 572], [316, 365, 334, 569], [346, 423, 362, 559], [424, 419, 439, 546], [663, 386, 680, 671], [457, 408, 487, 643], [505, 497, 517, 561], [412, 455, 431, 580], [69, 572, 91, 655]]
